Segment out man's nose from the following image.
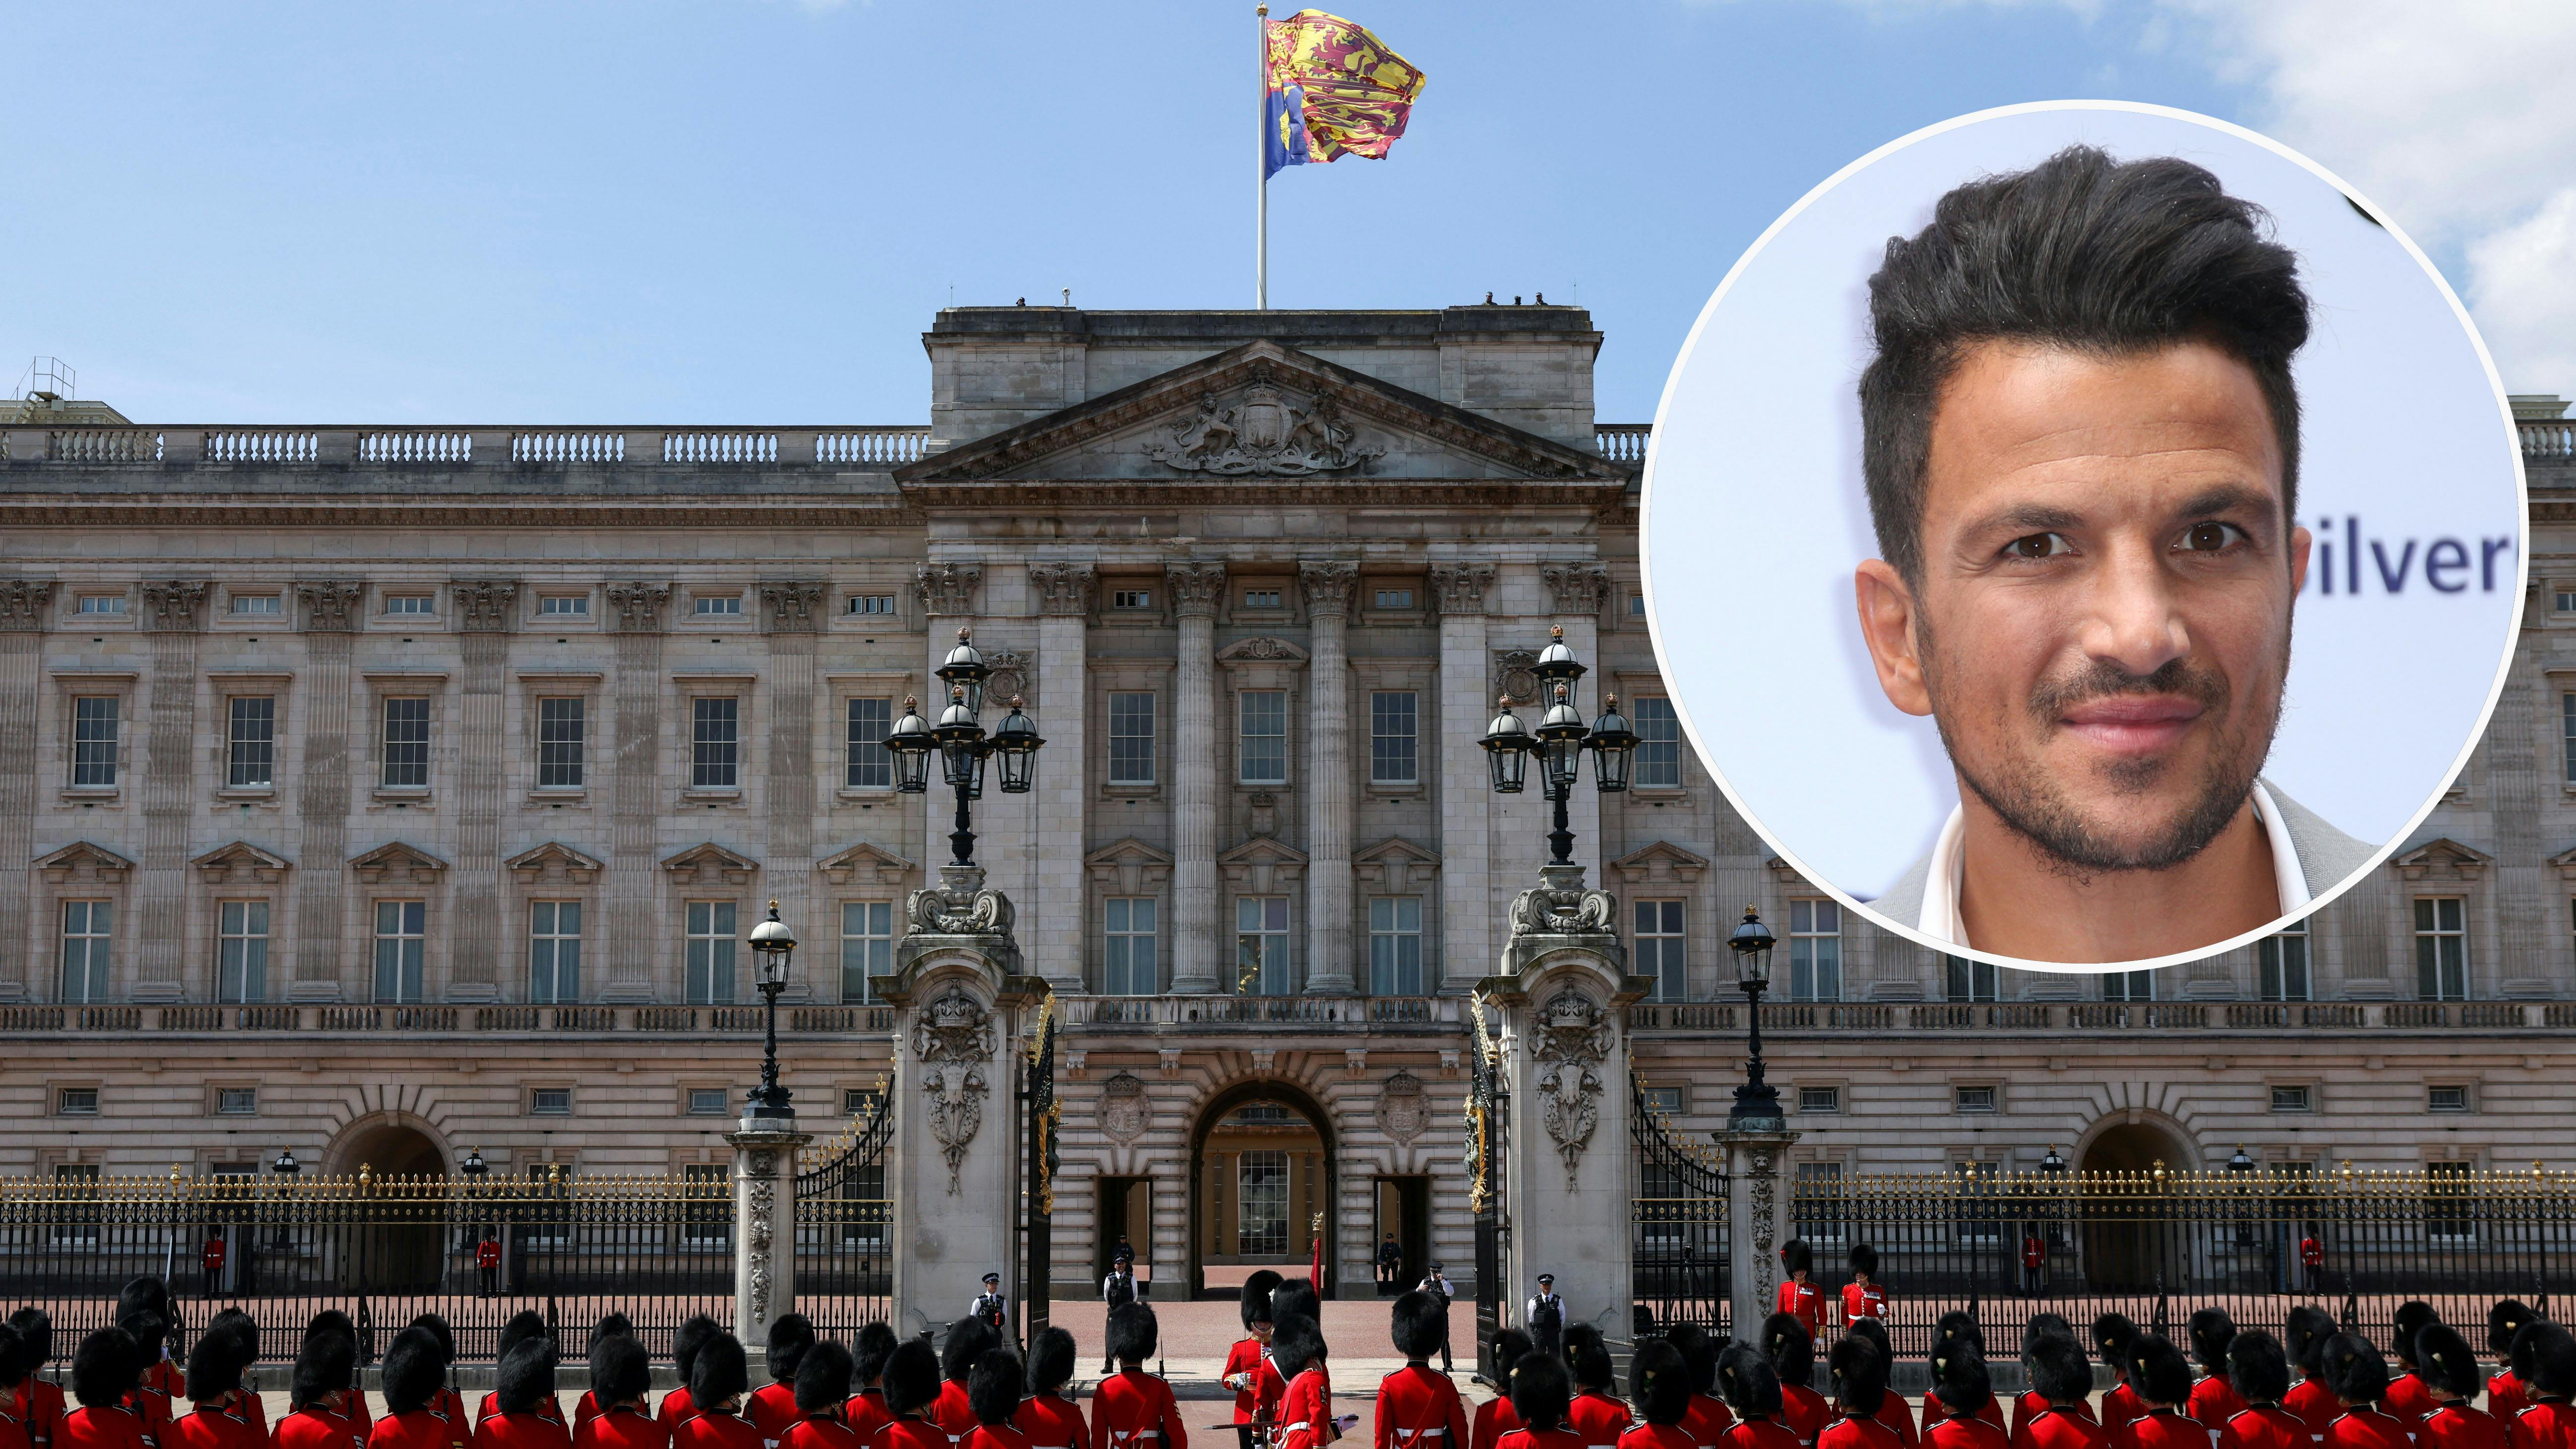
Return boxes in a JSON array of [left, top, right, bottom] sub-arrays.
[[2077, 542, 2191, 677]]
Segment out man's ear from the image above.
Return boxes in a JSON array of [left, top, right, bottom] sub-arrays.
[[1854, 559, 1932, 717]]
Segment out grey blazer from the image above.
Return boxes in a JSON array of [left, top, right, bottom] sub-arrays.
[[1870, 779, 2376, 931]]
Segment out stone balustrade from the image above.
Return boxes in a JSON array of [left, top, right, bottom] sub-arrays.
[[1624, 998, 2576, 1032], [0, 1001, 899, 1035], [1059, 993, 1459, 1029]]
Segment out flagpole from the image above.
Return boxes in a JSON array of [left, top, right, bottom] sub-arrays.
[[1255, 2, 1269, 309]]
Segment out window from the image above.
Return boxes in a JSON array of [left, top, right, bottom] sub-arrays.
[[70, 697, 118, 786], [845, 697, 892, 789], [529, 1088, 572, 1116], [1634, 697, 1682, 788], [1640, 1086, 1684, 1116], [1243, 589, 1282, 609], [1955, 1085, 1998, 1113], [687, 1088, 728, 1116], [537, 595, 588, 617], [2270, 1085, 2314, 1113], [1109, 691, 1155, 785], [2259, 925, 2311, 1001], [1798, 1086, 1841, 1114], [1629, 594, 1646, 616], [1372, 588, 1414, 609], [226, 697, 275, 788], [841, 902, 892, 1003], [59, 900, 112, 1003], [686, 901, 738, 1004], [536, 698, 585, 788], [382, 698, 431, 787], [528, 902, 582, 1004], [1634, 900, 1686, 1002], [1238, 690, 1288, 785], [56, 1088, 99, 1116], [1944, 955, 1997, 1003], [1104, 897, 1158, 995], [1788, 899, 1840, 1002], [2102, 969, 2156, 1002], [216, 901, 268, 1004], [2561, 591, 2576, 613], [1112, 589, 1153, 610], [845, 594, 895, 616], [2428, 1085, 2471, 1113], [1369, 897, 1423, 996], [75, 595, 125, 616], [231, 594, 281, 616], [2563, 693, 2576, 782], [692, 697, 739, 789], [1236, 896, 1291, 995], [1370, 691, 1418, 784], [693, 594, 742, 616], [842, 1087, 884, 1117], [2426, 1160, 2474, 1240], [1236, 1150, 1289, 1256], [373, 902, 426, 1003], [382, 594, 433, 616], [2414, 897, 2468, 1000], [215, 1087, 257, 1116]]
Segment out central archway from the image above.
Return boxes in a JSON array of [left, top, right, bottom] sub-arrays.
[[326, 1116, 450, 1292], [2078, 1119, 2198, 1292], [1188, 1079, 1338, 1300]]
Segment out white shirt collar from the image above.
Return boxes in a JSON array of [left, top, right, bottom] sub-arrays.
[[1916, 780, 2307, 950]]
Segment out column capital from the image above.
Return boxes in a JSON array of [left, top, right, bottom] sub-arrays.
[[1539, 562, 1611, 616], [1298, 559, 1358, 617], [0, 580, 55, 632], [1165, 560, 1227, 618], [139, 580, 212, 633], [1429, 562, 1496, 616], [604, 582, 673, 633], [293, 581, 365, 633], [450, 579, 521, 633], [914, 561, 985, 617], [1028, 561, 1097, 617], [759, 580, 827, 634]]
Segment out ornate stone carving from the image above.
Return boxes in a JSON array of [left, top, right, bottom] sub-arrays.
[[0, 580, 55, 631], [605, 582, 672, 633], [451, 579, 520, 632], [745, 1149, 778, 1325], [1143, 382, 1384, 476], [1510, 861, 1619, 940], [759, 580, 826, 633], [1028, 562, 1097, 618], [913, 561, 983, 617], [906, 863, 1017, 938], [1099, 1073, 1149, 1143], [1493, 649, 1539, 705], [1224, 637, 1301, 661], [293, 581, 364, 633], [1428, 563, 1496, 616], [1165, 561, 1227, 618], [984, 649, 1031, 707], [913, 983, 997, 1194], [1540, 562, 1611, 616], [1379, 1071, 1427, 1143], [1531, 988, 1612, 1186], [1298, 560, 1357, 617], [139, 581, 211, 633], [1746, 1145, 1779, 1311]]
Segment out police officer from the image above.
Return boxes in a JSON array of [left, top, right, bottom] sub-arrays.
[[1526, 1273, 1566, 1358], [1416, 1263, 1456, 1373], [1101, 1250, 1143, 1373], [971, 1273, 1008, 1331]]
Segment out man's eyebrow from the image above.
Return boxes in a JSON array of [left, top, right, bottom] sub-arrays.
[[1966, 503, 2087, 536], [2171, 483, 2277, 520]]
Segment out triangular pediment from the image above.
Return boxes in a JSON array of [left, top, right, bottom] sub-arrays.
[[350, 840, 447, 883], [506, 841, 604, 885], [1084, 837, 1174, 896], [896, 341, 1630, 489], [1218, 836, 1309, 868], [817, 841, 918, 887], [662, 842, 759, 885], [1353, 837, 1440, 892], [1615, 841, 1712, 886], [2396, 837, 2492, 878], [193, 841, 293, 883], [1085, 837, 1174, 868], [36, 841, 134, 883]]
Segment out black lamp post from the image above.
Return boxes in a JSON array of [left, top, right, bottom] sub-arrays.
[[1479, 626, 1637, 861], [745, 901, 798, 1122], [885, 628, 1045, 866], [1726, 906, 1785, 1130], [269, 1147, 299, 1253]]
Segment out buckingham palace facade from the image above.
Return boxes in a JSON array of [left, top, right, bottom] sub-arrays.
[[1, 305, 2571, 1294]]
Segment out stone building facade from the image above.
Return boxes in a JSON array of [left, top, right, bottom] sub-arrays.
[[0, 308, 2570, 1296]]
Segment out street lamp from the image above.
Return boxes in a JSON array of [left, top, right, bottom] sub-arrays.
[[1725, 906, 1785, 1131], [272, 1148, 298, 1177], [886, 628, 1046, 865], [1479, 626, 1638, 863], [745, 901, 798, 1122]]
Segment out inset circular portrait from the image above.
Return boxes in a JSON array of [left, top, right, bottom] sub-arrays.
[[1641, 101, 2526, 970]]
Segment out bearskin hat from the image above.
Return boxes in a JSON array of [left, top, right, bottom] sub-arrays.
[[675, 1314, 723, 1378], [305, 1309, 357, 1348], [1932, 1342, 1993, 1421], [6, 1309, 51, 1366], [590, 1313, 635, 1353], [2226, 1330, 2290, 1406], [1849, 1244, 1879, 1278], [2091, 1315, 2139, 1376], [289, 1327, 352, 1410], [1828, 1336, 1887, 1419], [409, 1314, 456, 1366], [1493, 1329, 1534, 1380], [2188, 1310, 2236, 1375], [1105, 1303, 1158, 1367], [691, 1332, 750, 1410], [2284, 1307, 2336, 1377], [1666, 1325, 1718, 1395], [853, 1322, 898, 1387], [2321, 1334, 2389, 1406], [2523, 1322, 2576, 1400], [796, 1340, 855, 1415], [767, 1313, 817, 1383], [2418, 1325, 2484, 1399], [2026, 1332, 2093, 1407], [117, 1277, 171, 1326], [1782, 1240, 1814, 1277], [1717, 1343, 1784, 1421], [2392, 1303, 2440, 1367], [1565, 1323, 1604, 1359], [594, 1333, 654, 1410], [1935, 1311, 1984, 1354], [968, 1348, 1022, 1427], [1392, 1290, 1447, 1360], [2024, 1314, 2073, 1356], [496, 1310, 549, 1361], [2131, 1335, 2192, 1409], [2491, 1302, 2538, 1359], [497, 1338, 558, 1416], [942, 1317, 999, 1384], [1026, 1326, 1075, 1393], [1509, 1350, 1572, 1433], [382, 1327, 447, 1416], [1568, 1328, 1615, 1392], [881, 1339, 941, 1418], [0, 1326, 27, 1392], [1271, 1279, 1322, 1327], [70, 1327, 136, 1410], [117, 1310, 166, 1362], [1270, 1314, 1326, 1381], [1241, 1269, 1285, 1330], [1762, 1313, 1815, 1389], [1631, 1339, 1692, 1426], [1845, 1318, 1890, 1368]]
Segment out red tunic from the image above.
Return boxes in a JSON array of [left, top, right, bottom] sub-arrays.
[[843, 1399, 892, 1449], [2511, 1404, 2576, 1449], [1683, 1398, 1737, 1449], [479, 1403, 563, 1436], [26, 1382, 65, 1449], [64, 1409, 154, 1449], [1088, 1372, 1185, 1449], [2010, 1402, 2096, 1449], [1225, 1343, 1269, 1426], [1840, 1287, 1887, 1327], [2126, 1411, 2201, 1449], [1619, 1428, 1696, 1449], [1728, 1426, 1804, 1449], [168, 1406, 262, 1449], [373, 1414, 465, 1449], [2489, 1384, 2527, 1425], [2013, 1412, 2107, 1449], [1781, 1392, 1829, 1449], [1926, 1419, 2009, 1449], [475, 1415, 574, 1449], [577, 1409, 672, 1449], [1, 1410, 32, 1449], [2218, 1408, 2304, 1449], [676, 1417, 764, 1449], [575, 1403, 602, 1438], [1375, 1367, 1467, 1449], [786, 1420, 866, 1449], [272, 1408, 365, 1449], [2324, 1412, 2412, 1449], [1474, 1399, 1526, 1449], [931, 1389, 977, 1449], [1819, 1419, 1904, 1449], [1924, 1403, 2006, 1437], [1572, 1396, 1635, 1449], [661, 1399, 698, 1436], [748, 1392, 802, 1449], [2282, 1387, 2337, 1447], [868, 1425, 954, 1449], [970, 1429, 1030, 1449], [2193, 1385, 2250, 1436], [1012, 1400, 1083, 1449], [1497, 1432, 1589, 1449], [1872, 1398, 1917, 1449], [1277, 1373, 1335, 1449], [2385, 1383, 2437, 1432], [2421, 1407, 2503, 1449], [1777, 1284, 1823, 1340]]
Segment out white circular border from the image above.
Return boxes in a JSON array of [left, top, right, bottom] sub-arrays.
[[1637, 99, 2533, 976]]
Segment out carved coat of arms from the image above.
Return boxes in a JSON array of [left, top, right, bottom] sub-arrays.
[[1099, 1073, 1149, 1144], [1530, 988, 1612, 1186], [1144, 383, 1384, 476], [1379, 1072, 1427, 1143], [913, 984, 997, 1194]]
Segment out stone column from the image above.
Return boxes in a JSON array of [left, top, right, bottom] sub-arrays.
[[728, 1116, 812, 1347], [603, 585, 671, 1003], [1430, 564, 1495, 994], [1541, 564, 1612, 877], [762, 583, 826, 998], [134, 582, 211, 1001], [1029, 564, 1095, 990], [1718, 1127, 1799, 1350], [882, 862, 1047, 1336], [0, 582, 53, 1001], [1299, 561, 1357, 994], [291, 583, 364, 1001], [2490, 620, 2551, 997], [1168, 561, 1227, 993], [448, 581, 519, 1000]]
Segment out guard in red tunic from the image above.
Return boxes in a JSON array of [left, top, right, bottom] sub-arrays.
[[2417, 1328, 2504, 1449], [1923, 1318, 2008, 1436], [673, 1336, 761, 1449], [575, 1337, 668, 1449], [2282, 1311, 2341, 1449], [478, 1317, 564, 1432], [475, 1341, 573, 1449], [965, 1351, 1029, 1449], [2317, 1336, 2412, 1449], [1227, 1275, 1284, 1449], [1815, 1340, 1902, 1449], [114, 1313, 173, 1449], [2487, 1306, 2539, 1423], [2014, 1335, 2108, 1449], [1839, 1325, 1913, 1449], [576, 1318, 640, 1435], [1272, 1317, 1340, 1449], [873, 1343, 961, 1449], [1010, 1330, 1083, 1449], [2298, 1239, 2325, 1295], [2214, 1331, 2303, 1449], [372, 1329, 467, 1449], [200, 1238, 227, 1300], [664, 1318, 726, 1433], [1924, 1345, 2009, 1449], [1776, 1245, 1823, 1343], [2385, 1307, 2447, 1435], [1470, 1333, 1534, 1449], [781, 1343, 860, 1449], [299, 1315, 371, 1449], [845, 1326, 901, 1449], [477, 1238, 503, 1299], [1840, 1249, 1887, 1335], [936, 1325, 1004, 1449], [1566, 1328, 1633, 1449], [2121, 1338, 2205, 1449], [60, 1329, 147, 1449], [751, 1319, 819, 1449], [403, 1317, 468, 1449], [1089, 1306, 1186, 1449], [2018, 1233, 2046, 1300], [2509, 1322, 2576, 1449], [1378, 1293, 1467, 1449], [1494, 1354, 1585, 1449], [270, 1331, 363, 1449], [1616, 1342, 1696, 1449], [167, 1332, 261, 1449], [1759, 1318, 1826, 1449], [2008, 1319, 2093, 1443], [1716, 1345, 1801, 1449], [2, 1326, 43, 1449], [1662, 1327, 1733, 1449], [8, 1312, 64, 1449], [2090, 1318, 2146, 1449], [2190, 1314, 2252, 1436]]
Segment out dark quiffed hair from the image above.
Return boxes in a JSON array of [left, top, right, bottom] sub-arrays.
[[1762, 1313, 1815, 1389], [595, 1334, 655, 1410], [768, 1314, 818, 1384], [675, 1315, 723, 1378], [1932, 1341, 1993, 1421], [72, 1327, 140, 1409], [2417, 1326, 2484, 1399], [2227, 1330, 2290, 1406], [1716, 1343, 1783, 1421], [382, 1327, 448, 1416], [797, 1341, 856, 1415], [1631, 1339, 1691, 1426], [968, 1348, 1023, 1427], [1859, 144, 2310, 588], [1392, 1291, 1446, 1360], [1509, 1351, 1572, 1433], [2026, 1332, 2093, 1406], [942, 1318, 999, 1384], [881, 1340, 941, 1418], [1026, 1327, 1076, 1394], [691, 1332, 751, 1410], [1106, 1304, 1158, 1367], [1828, 1336, 1887, 1419], [2130, 1335, 2193, 1409], [2321, 1334, 2389, 1406], [855, 1323, 899, 1388]]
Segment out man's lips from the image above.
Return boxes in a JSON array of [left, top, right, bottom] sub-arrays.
[[2055, 694, 2206, 754]]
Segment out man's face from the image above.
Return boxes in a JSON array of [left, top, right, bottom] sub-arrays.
[[1858, 339, 2309, 874]]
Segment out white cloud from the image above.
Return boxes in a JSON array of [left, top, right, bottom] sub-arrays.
[[2465, 189, 2576, 399]]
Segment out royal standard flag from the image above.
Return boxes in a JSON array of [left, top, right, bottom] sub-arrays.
[[1263, 10, 1427, 180]]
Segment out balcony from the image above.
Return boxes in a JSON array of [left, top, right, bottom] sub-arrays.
[[1060, 994, 1461, 1032], [0, 1002, 896, 1036], [1624, 999, 2576, 1033]]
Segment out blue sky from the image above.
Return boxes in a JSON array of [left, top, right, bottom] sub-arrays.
[[5, 1, 2565, 424]]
